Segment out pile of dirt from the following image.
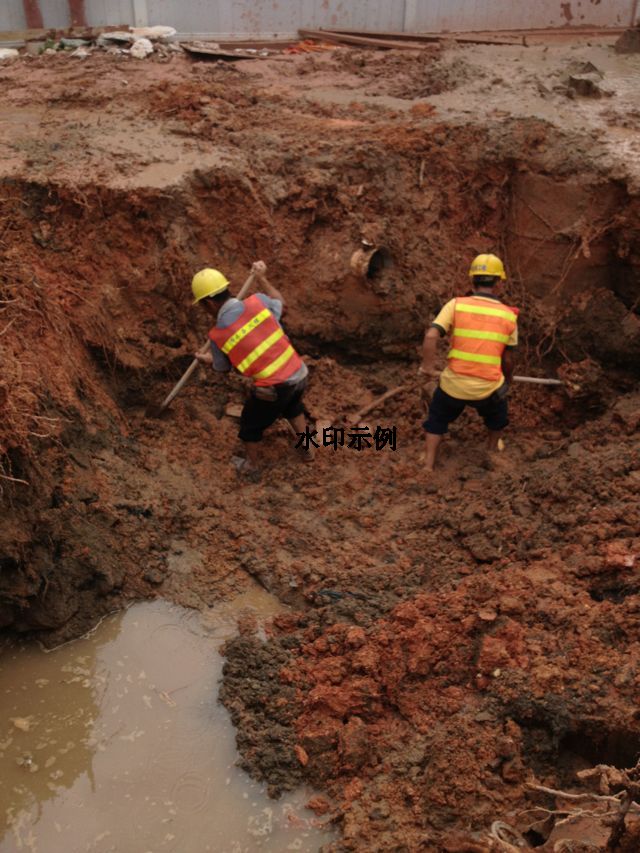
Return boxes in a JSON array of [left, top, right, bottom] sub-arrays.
[[332, 48, 485, 98], [0, 37, 639, 849], [221, 399, 640, 849]]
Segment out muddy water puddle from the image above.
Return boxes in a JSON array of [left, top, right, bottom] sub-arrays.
[[0, 593, 334, 853]]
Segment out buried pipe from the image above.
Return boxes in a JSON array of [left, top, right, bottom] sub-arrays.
[[349, 243, 394, 279]]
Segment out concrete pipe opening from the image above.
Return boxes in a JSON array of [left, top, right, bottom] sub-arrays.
[[366, 247, 393, 279], [350, 245, 394, 279]]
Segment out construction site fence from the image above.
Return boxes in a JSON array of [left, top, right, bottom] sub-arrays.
[[2, 0, 638, 40]]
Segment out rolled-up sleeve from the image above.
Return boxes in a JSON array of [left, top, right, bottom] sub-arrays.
[[210, 340, 231, 372], [257, 293, 283, 323], [431, 299, 456, 337]]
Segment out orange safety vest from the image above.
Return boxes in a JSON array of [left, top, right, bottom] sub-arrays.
[[209, 294, 303, 387], [447, 296, 519, 382]]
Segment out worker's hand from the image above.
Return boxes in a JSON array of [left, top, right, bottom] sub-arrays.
[[252, 260, 267, 277], [422, 380, 438, 402], [195, 351, 213, 365]]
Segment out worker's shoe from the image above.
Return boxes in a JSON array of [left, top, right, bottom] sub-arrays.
[[232, 456, 261, 482]]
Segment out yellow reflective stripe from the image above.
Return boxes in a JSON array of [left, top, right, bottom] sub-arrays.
[[448, 348, 501, 366], [453, 327, 510, 344], [221, 308, 271, 354], [236, 328, 284, 373], [253, 345, 295, 380], [455, 304, 516, 323]]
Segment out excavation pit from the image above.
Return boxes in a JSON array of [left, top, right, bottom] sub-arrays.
[[0, 36, 639, 853]]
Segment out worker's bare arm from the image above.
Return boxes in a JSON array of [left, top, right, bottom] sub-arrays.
[[420, 326, 441, 376], [252, 260, 285, 306], [502, 349, 515, 384]]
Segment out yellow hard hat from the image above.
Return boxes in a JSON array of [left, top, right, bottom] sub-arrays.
[[469, 253, 506, 280], [191, 268, 230, 304]]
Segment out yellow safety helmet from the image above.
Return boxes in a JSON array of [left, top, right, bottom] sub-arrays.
[[191, 268, 230, 304], [469, 253, 506, 281]]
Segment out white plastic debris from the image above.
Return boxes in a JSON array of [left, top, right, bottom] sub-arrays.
[[0, 48, 19, 61], [60, 37, 89, 48], [130, 26, 176, 41], [130, 38, 154, 60], [99, 30, 136, 44], [70, 46, 91, 59]]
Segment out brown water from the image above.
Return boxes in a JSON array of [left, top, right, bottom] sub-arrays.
[[0, 592, 335, 853]]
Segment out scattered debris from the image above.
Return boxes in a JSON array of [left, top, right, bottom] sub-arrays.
[[59, 37, 90, 49], [554, 61, 614, 99], [615, 26, 640, 54], [181, 41, 265, 60], [224, 403, 244, 419], [96, 30, 137, 45], [69, 46, 92, 59], [130, 26, 177, 41], [568, 73, 613, 98], [284, 39, 336, 54], [130, 38, 153, 60], [11, 717, 33, 732]]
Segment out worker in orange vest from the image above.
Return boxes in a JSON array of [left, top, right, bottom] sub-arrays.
[[419, 254, 519, 471], [192, 261, 312, 474]]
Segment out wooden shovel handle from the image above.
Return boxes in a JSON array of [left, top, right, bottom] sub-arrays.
[[513, 375, 564, 386], [158, 269, 257, 413], [236, 269, 257, 300]]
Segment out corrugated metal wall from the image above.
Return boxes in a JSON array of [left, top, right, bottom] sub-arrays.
[[1, 0, 635, 35], [406, 0, 634, 31], [140, 0, 405, 36], [84, 1, 137, 28]]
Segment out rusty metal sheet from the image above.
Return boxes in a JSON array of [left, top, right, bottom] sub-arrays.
[[406, 0, 635, 32]]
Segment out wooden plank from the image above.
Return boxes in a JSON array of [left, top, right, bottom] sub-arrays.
[[298, 28, 431, 50], [319, 25, 623, 44], [321, 27, 521, 46], [181, 41, 260, 60], [0, 28, 52, 41]]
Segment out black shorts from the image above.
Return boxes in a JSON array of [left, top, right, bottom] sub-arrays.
[[423, 385, 509, 436], [239, 377, 307, 443]]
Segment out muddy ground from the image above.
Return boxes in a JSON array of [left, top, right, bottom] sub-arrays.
[[0, 31, 639, 852]]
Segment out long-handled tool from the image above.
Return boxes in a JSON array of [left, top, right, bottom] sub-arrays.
[[154, 269, 257, 415], [513, 375, 564, 386], [349, 374, 565, 425]]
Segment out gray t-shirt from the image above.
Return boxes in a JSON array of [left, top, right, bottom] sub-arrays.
[[209, 294, 307, 384]]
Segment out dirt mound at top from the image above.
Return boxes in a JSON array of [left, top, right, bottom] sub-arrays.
[[333, 48, 486, 98]]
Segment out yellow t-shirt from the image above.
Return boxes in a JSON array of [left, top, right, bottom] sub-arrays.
[[432, 295, 518, 401]]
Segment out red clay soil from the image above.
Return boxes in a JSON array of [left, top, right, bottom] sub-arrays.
[[0, 40, 639, 851]]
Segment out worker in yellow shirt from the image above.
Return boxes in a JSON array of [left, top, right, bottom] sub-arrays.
[[419, 254, 519, 471]]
